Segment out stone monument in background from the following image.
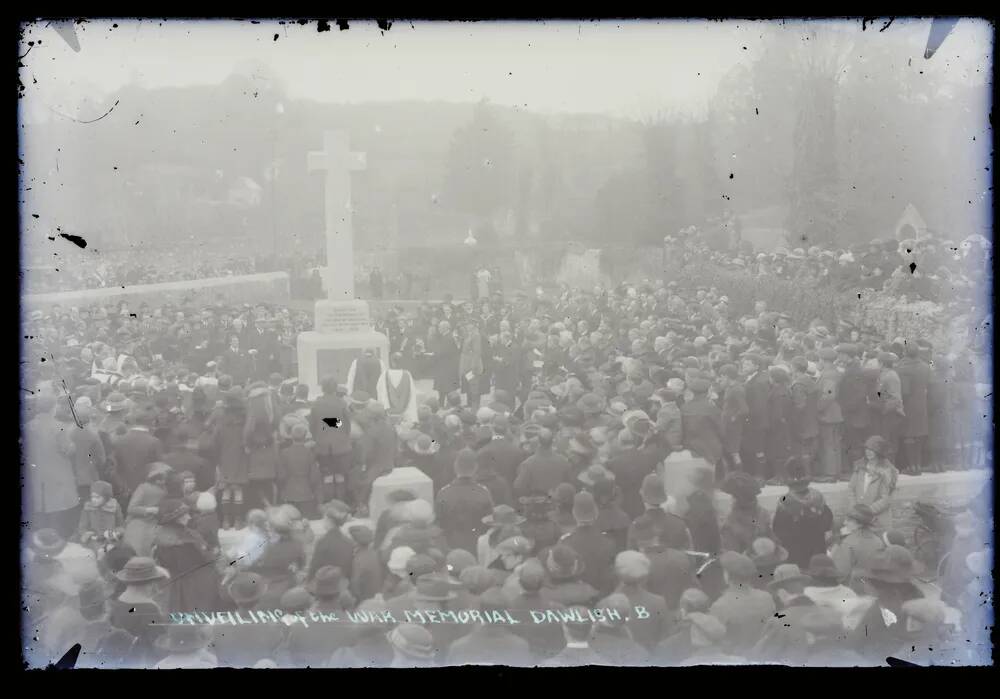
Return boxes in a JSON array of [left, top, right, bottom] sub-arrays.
[[297, 130, 389, 399]]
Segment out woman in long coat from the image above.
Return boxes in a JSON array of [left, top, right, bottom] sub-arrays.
[[248, 510, 308, 610], [429, 320, 461, 399], [152, 499, 220, 612], [765, 366, 794, 484], [847, 436, 899, 531], [25, 395, 81, 538], [123, 463, 171, 557]]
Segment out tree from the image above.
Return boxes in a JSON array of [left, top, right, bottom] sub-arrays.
[[443, 99, 516, 222]]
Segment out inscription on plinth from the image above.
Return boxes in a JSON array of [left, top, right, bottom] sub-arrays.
[[314, 299, 373, 334]]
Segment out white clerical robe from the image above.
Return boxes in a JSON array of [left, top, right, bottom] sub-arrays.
[[376, 368, 418, 423]]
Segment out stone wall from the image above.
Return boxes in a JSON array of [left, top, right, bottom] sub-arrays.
[[22, 272, 291, 311]]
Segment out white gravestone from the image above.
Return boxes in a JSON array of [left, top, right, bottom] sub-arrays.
[[298, 130, 389, 400]]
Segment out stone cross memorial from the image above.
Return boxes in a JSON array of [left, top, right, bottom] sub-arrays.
[[297, 130, 389, 399]]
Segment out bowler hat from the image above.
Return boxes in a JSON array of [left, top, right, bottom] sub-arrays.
[[817, 347, 838, 362], [804, 554, 843, 585], [767, 563, 813, 591], [482, 504, 526, 528], [546, 544, 586, 581], [227, 572, 267, 605]]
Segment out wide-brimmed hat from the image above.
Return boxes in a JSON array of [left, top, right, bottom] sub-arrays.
[[408, 433, 440, 456], [856, 545, 920, 584], [804, 554, 844, 585], [386, 624, 436, 660], [546, 544, 586, 581], [846, 503, 876, 528], [482, 504, 526, 528], [227, 572, 267, 605], [863, 436, 889, 458], [308, 565, 349, 597], [29, 528, 68, 558], [155, 624, 212, 654], [115, 557, 170, 585], [767, 563, 813, 591], [414, 573, 462, 602]]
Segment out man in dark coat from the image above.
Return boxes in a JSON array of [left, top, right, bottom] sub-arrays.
[[445, 588, 532, 665], [681, 378, 725, 468], [309, 377, 353, 503], [836, 344, 873, 470], [771, 459, 834, 568], [607, 431, 658, 520], [113, 407, 164, 499], [741, 354, 771, 476], [512, 429, 573, 498], [789, 357, 820, 476], [476, 414, 527, 487], [896, 342, 931, 475], [627, 474, 692, 551], [435, 449, 494, 554], [429, 321, 461, 398], [560, 492, 617, 597], [719, 364, 749, 472], [307, 501, 355, 581]]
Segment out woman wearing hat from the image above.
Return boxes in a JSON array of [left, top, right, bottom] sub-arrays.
[[248, 507, 308, 610], [154, 624, 218, 669], [24, 393, 81, 538], [108, 557, 170, 665], [719, 471, 773, 555], [123, 462, 171, 557], [152, 498, 220, 613], [829, 503, 886, 582], [477, 505, 526, 567], [214, 390, 249, 529], [847, 435, 899, 531], [387, 623, 438, 668]]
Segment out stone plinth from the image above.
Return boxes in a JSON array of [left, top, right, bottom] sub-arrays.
[[297, 328, 389, 401]]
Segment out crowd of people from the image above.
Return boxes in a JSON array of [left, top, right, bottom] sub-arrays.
[[21, 229, 993, 668], [668, 226, 992, 303]]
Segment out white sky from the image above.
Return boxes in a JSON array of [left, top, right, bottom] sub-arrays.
[[18, 18, 993, 121]]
